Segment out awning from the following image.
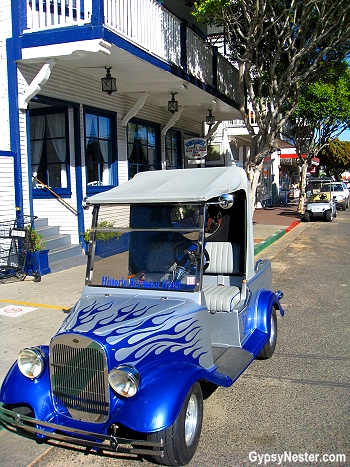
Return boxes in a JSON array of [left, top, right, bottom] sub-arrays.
[[280, 153, 320, 165]]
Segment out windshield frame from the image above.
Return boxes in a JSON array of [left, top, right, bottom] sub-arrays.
[[85, 203, 206, 293]]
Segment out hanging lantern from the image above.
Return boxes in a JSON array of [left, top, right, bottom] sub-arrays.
[[168, 92, 179, 113], [206, 109, 215, 126], [101, 67, 117, 95]]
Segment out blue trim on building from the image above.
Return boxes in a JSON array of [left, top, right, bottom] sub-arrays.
[[6, 37, 23, 216], [0, 151, 16, 157], [73, 106, 85, 243], [19, 25, 239, 111]]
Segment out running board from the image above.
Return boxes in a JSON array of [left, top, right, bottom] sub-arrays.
[[212, 346, 254, 381]]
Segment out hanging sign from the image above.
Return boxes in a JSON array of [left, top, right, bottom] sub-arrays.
[[184, 138, 207, 160]]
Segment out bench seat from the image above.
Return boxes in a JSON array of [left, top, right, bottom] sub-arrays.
[[203, 285, 240, 312]]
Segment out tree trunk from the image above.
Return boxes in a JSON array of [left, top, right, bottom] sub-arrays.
[[246, 161, 264, 216], [297, 161, 309, 213]]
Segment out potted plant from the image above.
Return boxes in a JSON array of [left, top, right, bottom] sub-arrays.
[[82, 220, 125, 257], [24, 227, 51, 280]]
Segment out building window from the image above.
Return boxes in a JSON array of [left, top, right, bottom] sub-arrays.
[[165, 130, 182, 169], [127, 121, 160, 178], [85, 112, 116, 189], [30, 110, 69, 191]]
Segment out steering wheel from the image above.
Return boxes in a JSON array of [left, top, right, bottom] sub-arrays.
[[173, 241, 210, 272]]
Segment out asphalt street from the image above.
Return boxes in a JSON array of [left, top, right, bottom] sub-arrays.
[[0, 210, 349, 467]]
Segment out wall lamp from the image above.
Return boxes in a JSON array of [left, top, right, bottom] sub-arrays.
[[168, 92, 179, 113], [206, 109, 216, 126], [101, 67, 117, 95]]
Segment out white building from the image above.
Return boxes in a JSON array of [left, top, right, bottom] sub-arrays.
[[0, 0, 247, 271]]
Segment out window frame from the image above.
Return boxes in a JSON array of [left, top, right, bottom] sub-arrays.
[[84, 106, 118, 196], [30, 106, 71, 198], [165, 129, 183, 169], [127, 119, 161, 178]]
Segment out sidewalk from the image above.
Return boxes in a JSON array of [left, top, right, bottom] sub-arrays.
[[253, 202, 302, 254]]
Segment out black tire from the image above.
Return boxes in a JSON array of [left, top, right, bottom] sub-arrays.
[[33, 273, 41, 282], [304, 211, 310, 222], [147, 382, 203, 466], [325, 210, 333, 222], [342, 202, 346, 211], [257, 308, 277, 360]]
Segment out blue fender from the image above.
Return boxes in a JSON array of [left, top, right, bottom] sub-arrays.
[[256, 289, 284, 333], [1, 347, 231, 435], [110, 362, 228, 433], [0, 346, 56, 421], [243, 290, 284, 357]]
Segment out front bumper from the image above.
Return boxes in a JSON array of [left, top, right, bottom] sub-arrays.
[[0, 403, 163, 458], [306, 203, 330, 216]]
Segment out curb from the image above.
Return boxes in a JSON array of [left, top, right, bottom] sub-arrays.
[[254, 219, 301, 256]]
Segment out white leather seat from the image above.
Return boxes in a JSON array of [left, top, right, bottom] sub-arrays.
[[203, 285, 240, 312], [203, 242, 241, 312], [204, 242, 241, 275]]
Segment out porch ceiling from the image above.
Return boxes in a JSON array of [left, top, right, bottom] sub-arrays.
[[19, 40, 242, 124]]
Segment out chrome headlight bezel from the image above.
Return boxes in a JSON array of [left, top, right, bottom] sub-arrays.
[[17, 347, 46, 380], [108, 364, 140, 398]]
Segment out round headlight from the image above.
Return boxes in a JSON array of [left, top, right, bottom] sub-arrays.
[[18, 347, 45, 379], [108, 364, 140, 398]]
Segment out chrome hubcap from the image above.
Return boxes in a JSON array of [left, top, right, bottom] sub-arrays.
[[269, 313, 276, 346], [185, 394, 198, 445]]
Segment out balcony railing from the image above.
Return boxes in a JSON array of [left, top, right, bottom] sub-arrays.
[[23, 0, 239, 102]]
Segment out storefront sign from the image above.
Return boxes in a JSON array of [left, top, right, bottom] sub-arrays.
[[281, 158, 294, 165], [184, 138, 207, 159]]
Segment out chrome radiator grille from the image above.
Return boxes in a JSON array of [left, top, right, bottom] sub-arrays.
[[50, 334, 109, 423]]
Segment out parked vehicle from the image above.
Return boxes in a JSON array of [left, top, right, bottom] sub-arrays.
[[304, 178, 337, 222], [330, 182, 349, 210], [0, 167, 284, 466]]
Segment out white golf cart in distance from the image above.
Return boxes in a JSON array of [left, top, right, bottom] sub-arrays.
[[304, 177, 337, 222], [0, 167, 284, 466]]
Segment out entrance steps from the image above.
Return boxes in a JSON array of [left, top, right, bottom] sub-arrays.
[[34, 218, 87, 273]]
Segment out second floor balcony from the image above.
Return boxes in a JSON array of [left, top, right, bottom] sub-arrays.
[[16, 0, 241, 122]]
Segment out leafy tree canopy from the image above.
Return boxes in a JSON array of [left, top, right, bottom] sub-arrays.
[[192, 0, 350, 209], [319, 138, 350, 178]]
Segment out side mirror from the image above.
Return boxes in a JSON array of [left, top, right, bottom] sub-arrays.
[[218, 193, 234, 210]]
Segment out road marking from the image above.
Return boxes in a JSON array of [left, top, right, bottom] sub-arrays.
[[0, 298, 65, 310]]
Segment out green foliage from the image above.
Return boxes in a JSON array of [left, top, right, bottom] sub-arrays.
[[83, 220, 120, 243], [319, 139, 350, 178], [295, 67, 350, 123], [25, 227, 46, 251]]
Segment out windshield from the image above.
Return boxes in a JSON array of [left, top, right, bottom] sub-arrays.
[[330, 184, 344, 192], [307, 181, 332, 202], [86, 204, 205, 292]]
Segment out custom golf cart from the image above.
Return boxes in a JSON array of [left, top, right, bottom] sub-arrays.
[[0, 167, 284, 466], [304, 177, 337, 222]]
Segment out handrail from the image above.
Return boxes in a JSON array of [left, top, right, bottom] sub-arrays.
[[32, 175, 78, 215]]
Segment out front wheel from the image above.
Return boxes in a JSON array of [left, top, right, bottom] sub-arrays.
[[304, 211, 310, 222], [147, 382, 203, 466], [257, 308, 277, 360], [325, 210, 333, 222]]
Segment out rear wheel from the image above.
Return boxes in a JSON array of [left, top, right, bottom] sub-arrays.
[[257, 308, 277, 360], [325, 210, 333, 222], [304, 211, 310, 222], [147, 382, 203, 466]]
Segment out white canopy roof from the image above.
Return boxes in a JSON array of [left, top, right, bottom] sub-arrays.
[[87, 166, 250, 205]]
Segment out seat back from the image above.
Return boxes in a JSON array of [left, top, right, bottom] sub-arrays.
[[204, 242, 240, 275]]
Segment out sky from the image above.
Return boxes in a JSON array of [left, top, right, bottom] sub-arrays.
[[338, 128, 350, 142]]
